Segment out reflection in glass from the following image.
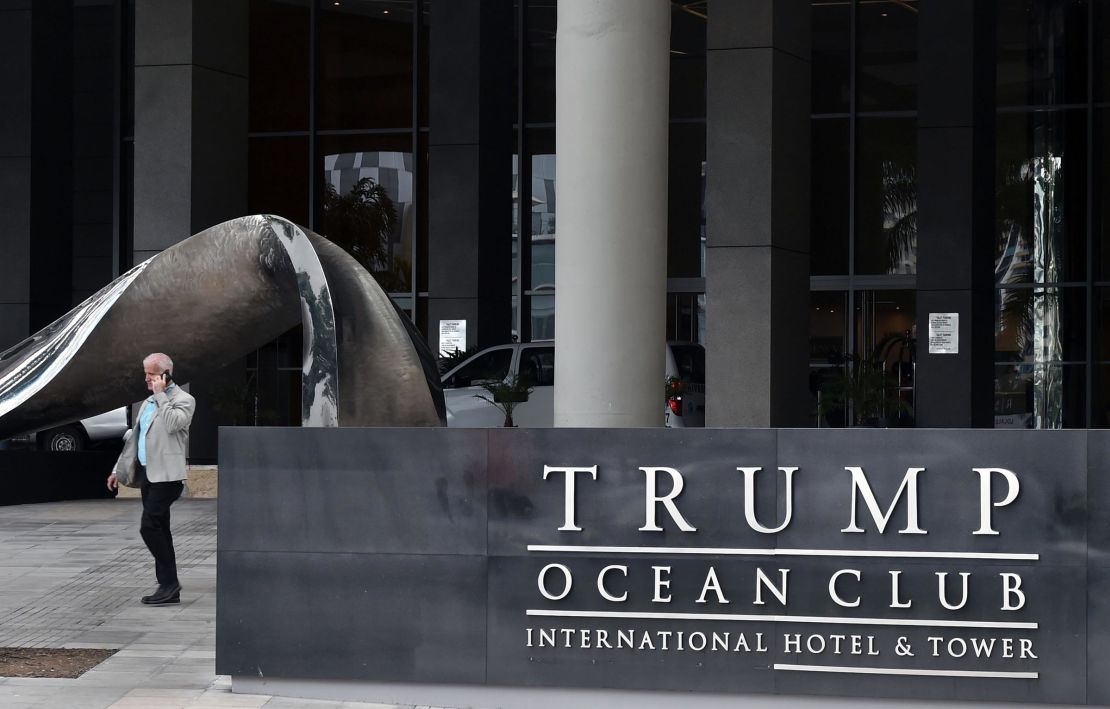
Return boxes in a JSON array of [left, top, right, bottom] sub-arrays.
[[811, 0, 850, 114], [531, 294, 554, 341], [322, 150, 413, 292], [995, 287, 1086, 428], [995, 287, 1086, 363], [994, 363, 1084, 429], [995, 111, 1086, 284], [666, 293, 705, 344], [996, 0, 1088, 107], [856, 119, 917, 275], [857, 0, 918, 111]]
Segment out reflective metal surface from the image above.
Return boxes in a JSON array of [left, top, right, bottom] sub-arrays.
[[0, 215, 444, 439]]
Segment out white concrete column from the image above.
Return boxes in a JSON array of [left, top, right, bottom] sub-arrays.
[[554, 0, 671, 428]]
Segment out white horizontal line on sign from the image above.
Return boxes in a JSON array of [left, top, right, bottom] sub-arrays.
[[525, 609, 1038, 630], [526, 545, 1039, 561], [773, 663, 1038, 679]]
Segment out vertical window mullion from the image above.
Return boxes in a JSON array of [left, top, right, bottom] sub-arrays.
[[411, 0, 422, 322], [308, 1, 318, 231], [847, 0, 858, 363]]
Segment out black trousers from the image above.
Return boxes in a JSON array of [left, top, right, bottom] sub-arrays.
[[139, 466, 184, 588]]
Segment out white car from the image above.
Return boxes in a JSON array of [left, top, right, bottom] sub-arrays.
[[4, 407, 129, 451], [441, 342, 705, 428]]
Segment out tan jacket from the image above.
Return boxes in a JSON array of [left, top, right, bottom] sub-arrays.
[[114, 385, 196, 483]]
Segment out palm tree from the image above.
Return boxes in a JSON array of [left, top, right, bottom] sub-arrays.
[[321, 176, 398, 274]]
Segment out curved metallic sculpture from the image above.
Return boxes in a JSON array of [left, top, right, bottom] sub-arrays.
[[0, 215, 445, 440]]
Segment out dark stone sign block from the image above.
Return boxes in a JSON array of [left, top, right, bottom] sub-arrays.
[[1087, 430, 1110, 705], [216, 550, 487, 684], [217, 427, 1105, 704]]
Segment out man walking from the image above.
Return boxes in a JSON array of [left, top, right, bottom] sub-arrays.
[[108, 353, 196, 605]]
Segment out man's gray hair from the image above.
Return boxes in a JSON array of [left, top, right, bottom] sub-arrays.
[[143, 352, 174, 373]]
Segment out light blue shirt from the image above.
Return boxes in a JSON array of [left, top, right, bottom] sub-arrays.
[[137, 384, 176, 466]]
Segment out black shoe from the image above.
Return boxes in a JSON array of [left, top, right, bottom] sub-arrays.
[[142, 583, 181, 605]]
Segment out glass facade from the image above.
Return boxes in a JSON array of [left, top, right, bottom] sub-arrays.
[[992, 0, 1105, 428], [10, 0, 1110, 438], [809, 0, 1107, 429], [247, 0, 428, 308], [808, 0, 919, 427]]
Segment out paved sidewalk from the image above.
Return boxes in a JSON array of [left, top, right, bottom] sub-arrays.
[[0, 499, 447, 709]]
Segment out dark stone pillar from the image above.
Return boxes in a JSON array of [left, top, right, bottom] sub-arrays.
[[133, 0, 248, 459], [705, 0, 811, 426], [914, 0, 995, 428], [427, 0, 513, 353], [132, 0, 247, 262]]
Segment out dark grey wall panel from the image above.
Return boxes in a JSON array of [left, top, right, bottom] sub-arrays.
[[216, 551, 487, 683], [219, 428, 1105, 704], [775, 429, 1087, 561], [487, 427, 779, 554], [218, 427, 488, 555], [1088, 431, 1110, 705]]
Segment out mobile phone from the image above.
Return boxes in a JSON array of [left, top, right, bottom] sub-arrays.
[[162, 371, 173, 385]]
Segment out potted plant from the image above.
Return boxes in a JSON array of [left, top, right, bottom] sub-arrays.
[[817, 354, 911, 427], [474, 374, 535, 427]]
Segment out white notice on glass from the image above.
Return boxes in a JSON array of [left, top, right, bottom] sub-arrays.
[[439, 319, 467, 356], [928, 313, 958, 354]]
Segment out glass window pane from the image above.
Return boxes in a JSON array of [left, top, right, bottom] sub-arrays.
[[526, 0, 556, 124], [531, 294, 555, 341], [811, 118, 849, 275], [317, 133, 414, 293], [995, 286, 1087, 364], [451, 348, 512, 385], [669, 343, 705, 384], [666, 294, 704, 344], [994, 363, 1085, 429], [531, 147, 557, 287], [1099, 109, 1110, 280], [519, 346, 554, 386], [810, 291, 847, 365], [1098, 287, 1110, 360], [995, 110, 1087, 284], [318, 0, 414, 131], [855, 118, 917, 275], [857, 0, 918, 111], [996, 0, 1088, 107], [1099, 0, 1110, 103], [1098, 365, 1110, 428], [810, 291, 847, 429], [250, 0, 310, 132], [248, 137, 310, 226], [668, 123, 705, 278], [669, 2, 705, 121], [811, 0, 850, 114]]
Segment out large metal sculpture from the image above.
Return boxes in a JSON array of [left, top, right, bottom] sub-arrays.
[[0, 215, 445, 440]]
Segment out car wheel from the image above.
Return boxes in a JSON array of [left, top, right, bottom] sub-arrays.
[[40, 426, 86, 452]]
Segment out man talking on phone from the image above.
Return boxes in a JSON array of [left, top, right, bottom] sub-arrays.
[[107, 353, 196, 605]]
